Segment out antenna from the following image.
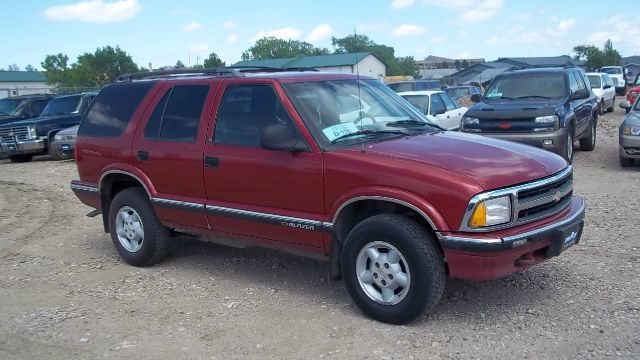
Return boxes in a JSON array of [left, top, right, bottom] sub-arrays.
[[354, 28, 365, 153]]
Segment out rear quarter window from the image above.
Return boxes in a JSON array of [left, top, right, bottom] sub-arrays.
[[79, 82, 154, 137]]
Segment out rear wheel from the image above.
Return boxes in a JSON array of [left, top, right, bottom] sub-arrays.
[[8, 154, 33, 163], [341, 214, 445, 324], [579, 117, 596, 151], [620, 155, 634, 167], [108, 187, 169, 267]]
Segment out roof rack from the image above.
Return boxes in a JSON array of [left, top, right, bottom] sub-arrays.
[[509, 64, 579, 71], [228, 65, 319, 73], [116, 67, 242, 82]]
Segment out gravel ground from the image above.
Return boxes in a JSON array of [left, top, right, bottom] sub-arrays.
[[0, 102, 639, 360]]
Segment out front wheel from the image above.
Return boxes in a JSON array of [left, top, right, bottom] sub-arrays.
[[620, 155, 634, 167], [562, 129, 574, 163], [607, 97, 615, 112], [579, 118, 596, 151], [108, 187, 169, 267], [598, 101, 604, 115], [341, 214, 445, 324], [8, 154, 33, 163]]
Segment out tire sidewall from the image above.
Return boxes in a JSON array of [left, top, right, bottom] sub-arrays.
[[108, 188, 163, 266]]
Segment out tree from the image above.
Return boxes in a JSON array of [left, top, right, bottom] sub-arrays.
[[41, 53, 71, 89], [573, 39, 621, 71], [25, 64, 37, 71], [203, 52, 225, 68], [395, 56, 418, 78], [175, 60, 186, 69], [454, 59, 461, 69], [7, 64, 19, 71], [461, 59, 469, 68], [331, 34, 415, 76], [241, 37, 329, 61], [331, 34, 376, 53]]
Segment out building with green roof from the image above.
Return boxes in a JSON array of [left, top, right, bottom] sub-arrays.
[[234, 52, 386, 79], [0, 71, 51, 99]]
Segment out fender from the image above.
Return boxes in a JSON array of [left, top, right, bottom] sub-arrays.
[[328, 186, 450, 232], [99, 163, 156, 198]]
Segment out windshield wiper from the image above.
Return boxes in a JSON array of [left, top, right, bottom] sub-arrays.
[[516, 95, 551, 100], [330, 130, 405, 144], [487, 96, 515, 100], [387, 119, 445, 131]]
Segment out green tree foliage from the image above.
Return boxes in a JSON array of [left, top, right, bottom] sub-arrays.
[[573, 39, 622, 71], [241, 37, 329, 61], [461, 59, 469, 68], [41, 46, 141, 90], [25, 64, 37, 71], [175, 60, 186, 69], [203, 52, 226, 67], [331, 34, 415, 76], [394, 56, 419, 78], [7, 64, 19, 71]]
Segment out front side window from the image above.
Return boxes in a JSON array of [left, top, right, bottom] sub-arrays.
[[440, 93, 459, 111], [41, 96, 82, 117], [214, 84, 301, 148], [282, 79, 437, 150], [486, 74, 567, 100], [430, 94, 446, 114], [144, 85, 209, 142]]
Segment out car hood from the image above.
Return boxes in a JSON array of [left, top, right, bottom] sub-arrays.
[[363, 131, 568, 190], [622, 110, 640, 126], [56, 125, 79, 136], [0, 115, 22, 125], [466, 100, 563, 119], [0, 113, 81, 128]]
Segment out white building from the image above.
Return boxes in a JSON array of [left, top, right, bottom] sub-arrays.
[[0, 71, 51, 99], [234, 52, 386, 80]]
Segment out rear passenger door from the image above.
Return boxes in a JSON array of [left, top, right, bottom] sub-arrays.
[[439, 92, 465, 130], [203, 81, 325, 249], [132, 83, 216, 229], [568, 72, 588, 135]]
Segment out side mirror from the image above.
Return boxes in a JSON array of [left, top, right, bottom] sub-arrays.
[[603, 84, 611, 89], [571, 90, 589, 100], [260, 124, 308, 152], [470, 93, 483, 103], [619, 100, 631, 109]]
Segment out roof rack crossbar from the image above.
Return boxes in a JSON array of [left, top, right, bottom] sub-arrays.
[[116, 67, 242, 82], [227, 65, 319, 73]]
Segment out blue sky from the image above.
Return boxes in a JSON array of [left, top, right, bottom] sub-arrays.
[[1, 0, 637, 70]]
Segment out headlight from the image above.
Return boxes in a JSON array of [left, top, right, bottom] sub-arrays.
[[461, 117, 480, 132], [27, 125, 37, 139], [54, 134, 63, 140], [534, 115, 558, 123], [623, 126, 640, 136], [469, 196, 512, 228]]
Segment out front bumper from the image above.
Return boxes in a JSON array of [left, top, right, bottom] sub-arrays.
[[437, 196, 585, 280], [619, 135, 640, 159], [478, 128, 568, 157], [0, 139, 46, 156]]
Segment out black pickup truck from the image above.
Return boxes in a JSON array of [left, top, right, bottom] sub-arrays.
[[0, 92, 96, 163], [0, 94, 55, 126]]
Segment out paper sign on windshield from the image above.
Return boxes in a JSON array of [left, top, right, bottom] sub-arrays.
[[322, 123, 359, 142]]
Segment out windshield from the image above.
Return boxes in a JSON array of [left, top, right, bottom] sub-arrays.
[[601, 67, 622, 75], [445, 88, 470, 98], [587, 75, 602, 88], [485, 74, 566, 100], [0, 98, 25, 116], [282, 79, 437, 149], [40, 96, 81, 117]]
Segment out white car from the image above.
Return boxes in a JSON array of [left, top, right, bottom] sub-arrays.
[[587, 72, 616, 114], [398, 90, 468, 130], [600, 66, 627, 95]]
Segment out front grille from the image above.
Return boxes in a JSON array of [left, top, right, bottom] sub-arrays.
[[477, 118, 541, 133], [515, 170, 573, 223], [0, 126, 29, 142]]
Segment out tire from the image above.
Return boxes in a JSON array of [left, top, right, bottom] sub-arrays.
[[598, 101, 604, 115], [626, 107, 631, 114], [48, 146, 64, 161], [607, 97, 615, 112], [620, 155, 634, 167], [108, 187, 169, 267], [579, 117, 596, 151], [341, 214, 445, 324], [8, 154, 33, 163], [562, 128, 574, 163]]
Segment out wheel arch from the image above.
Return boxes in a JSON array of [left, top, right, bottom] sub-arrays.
[[99, 170, 153, 233]]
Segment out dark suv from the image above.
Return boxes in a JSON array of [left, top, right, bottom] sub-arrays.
[[0, 94, 55, 126], [461, 67, 598, 162], [70, 68, 585, 324], [0, 92, 96, 162]]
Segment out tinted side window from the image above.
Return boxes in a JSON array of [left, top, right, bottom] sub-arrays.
[[144, 90, 170, 138], [388, 83, 414, 92], [29, 100, 48, 117], [214, 84, 300, 147], [575, 73, 587, 92], [568, 73, 579, 94], [440, 93, 458, 111], [79, 82, 154, 137], [158, 85, 209, 141], [430, 94, 446, 115]]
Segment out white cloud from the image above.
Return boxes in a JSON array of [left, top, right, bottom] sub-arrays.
[[223, 20, 237, 29], [43, 0, 141, 23], [391, 0, 415, 9], [392, 24, 426, 37], [188, 44, 209, 53], [557, 19, 575, 31], [422, 0, 473, 9], [183, 21, 201, 31], [251, 27, 301, 42], [306, 24, 333, 42], [587, 16, 639, 51], [587, 31, 620, 45], [226, 34, 239, 44], [459, 0, 503, 23], [487, 27, 543, 46]]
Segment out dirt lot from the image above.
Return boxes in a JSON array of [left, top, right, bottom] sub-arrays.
[[1, 103, 639, 360]]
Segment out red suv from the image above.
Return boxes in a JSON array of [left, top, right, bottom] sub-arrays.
[[71, 68, 585, 324]]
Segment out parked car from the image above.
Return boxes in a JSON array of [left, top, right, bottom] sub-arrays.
[[0, 94, 55, 126], [71, 68, 585, 324], [461, 67, 598, 162], [387, 80, 440, 93], [586, 72, 616, 114], [625, 74, 640, 114], [49, 124, 79, 160], [599, 66, 627, 95], [444, 85, 482, 108], [398, 90, 467, 130], [0, 91, 96, 163], [618, 98, 640, 167]]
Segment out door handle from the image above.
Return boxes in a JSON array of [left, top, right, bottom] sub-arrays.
[[137, 150, 149, 161], [205, 157, 219, 167]]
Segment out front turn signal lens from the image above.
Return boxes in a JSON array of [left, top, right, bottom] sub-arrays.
[[470, 202, 487, 227]]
